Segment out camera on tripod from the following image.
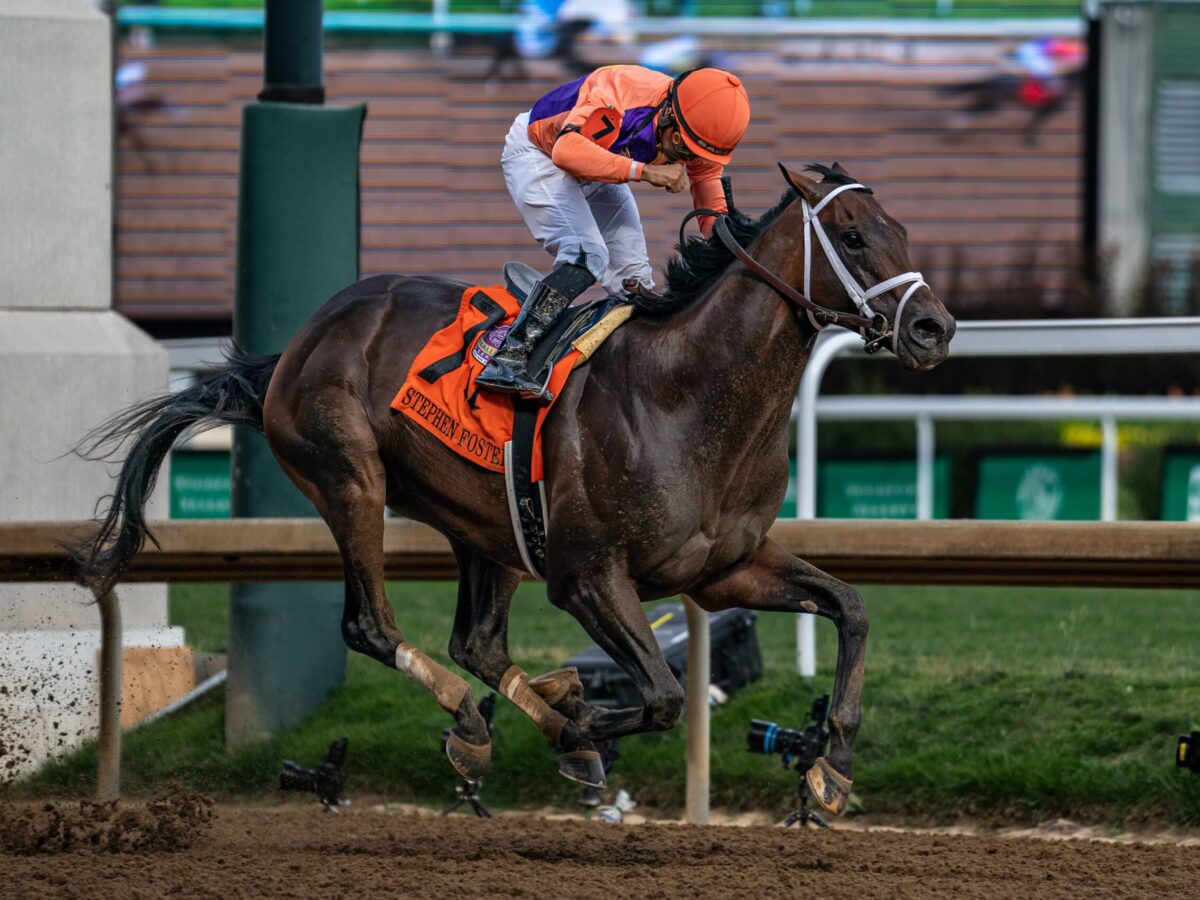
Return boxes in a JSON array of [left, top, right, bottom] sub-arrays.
[[280, 736, 349, 809], [747, 694, 832, 828], [748, 694, 830, 770]]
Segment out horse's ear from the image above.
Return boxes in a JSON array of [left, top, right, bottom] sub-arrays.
[[831, 161, 854, 180], [777, 163, 824, 205]]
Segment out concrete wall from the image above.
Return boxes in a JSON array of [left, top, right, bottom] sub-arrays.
[[1097, 2, 1152, 313], [0, 1, 113, 310], [0, 0, 175, 780]]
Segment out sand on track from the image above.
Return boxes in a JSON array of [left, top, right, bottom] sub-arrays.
[[3, 800, 1198, 899]]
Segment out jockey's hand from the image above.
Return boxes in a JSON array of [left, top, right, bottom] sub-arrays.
[[641, 164, 689, 194]]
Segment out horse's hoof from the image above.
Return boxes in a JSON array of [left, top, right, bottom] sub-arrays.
[[445, 730, 492, 781], [558, 749, 606, 788], [805, 756, 852, 817]]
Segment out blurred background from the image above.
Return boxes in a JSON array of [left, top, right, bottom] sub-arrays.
[[114, 1, 1200, 526]]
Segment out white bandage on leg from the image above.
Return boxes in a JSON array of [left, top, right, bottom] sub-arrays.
[[395, 642, 468, 714], [499, 664, 567, 743]]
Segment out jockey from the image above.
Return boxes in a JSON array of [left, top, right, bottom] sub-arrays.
[[476, 64, 751, 396]]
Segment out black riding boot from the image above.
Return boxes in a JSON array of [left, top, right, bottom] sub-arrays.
[[476, 262, 595, 397]]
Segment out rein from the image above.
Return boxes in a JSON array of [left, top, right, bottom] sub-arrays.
[[679, 182, 927, 356]]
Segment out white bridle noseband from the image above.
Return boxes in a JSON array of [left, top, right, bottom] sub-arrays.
[[801, 182, 928, 356]]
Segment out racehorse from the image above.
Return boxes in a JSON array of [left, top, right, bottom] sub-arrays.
[[74, 163, 954, 815]]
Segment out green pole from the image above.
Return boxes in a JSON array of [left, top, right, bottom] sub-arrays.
[[226, 0, 365, 748], [261, 0, 324, 104]]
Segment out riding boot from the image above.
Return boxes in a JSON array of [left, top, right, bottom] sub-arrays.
[[476, 261, 595, 397]]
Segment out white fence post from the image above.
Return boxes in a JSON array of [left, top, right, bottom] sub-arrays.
[[796, 613, 816, 678], [916, 414, 935, 520], [1101, 414, 1118, 522], [684, 596, 710, 825], [795, 331, 859, 676]]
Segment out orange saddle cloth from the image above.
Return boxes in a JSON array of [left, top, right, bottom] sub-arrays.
[[390, 283, 627, 481]]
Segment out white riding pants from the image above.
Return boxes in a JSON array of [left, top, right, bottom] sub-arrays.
[[502, 111, 654, 295]]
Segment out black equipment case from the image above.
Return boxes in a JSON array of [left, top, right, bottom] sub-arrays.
[[563, 603, 763, 709]]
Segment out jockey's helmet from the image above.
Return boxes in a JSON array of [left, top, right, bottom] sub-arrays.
[[668, 68, 751, 165]]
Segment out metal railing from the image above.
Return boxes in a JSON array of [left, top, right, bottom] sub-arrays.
[[114, 5, 1083, 36], [816, 394, 1200, 522], [791, 317, 1200, 676]]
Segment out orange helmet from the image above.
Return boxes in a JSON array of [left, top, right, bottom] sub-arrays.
[[668, 68, 750, 165]]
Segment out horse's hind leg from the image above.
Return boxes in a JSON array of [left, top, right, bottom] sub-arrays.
[[689, 537, 868, 817], [446, 540, 605, 787], [269, 389, 491, 779], [546, 568, 685, 742]]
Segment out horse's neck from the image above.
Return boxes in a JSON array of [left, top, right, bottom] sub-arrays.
[[652, 216, 815, 417]]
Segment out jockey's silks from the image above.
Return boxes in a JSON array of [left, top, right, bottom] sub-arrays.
[[525, 65, 726, 233]]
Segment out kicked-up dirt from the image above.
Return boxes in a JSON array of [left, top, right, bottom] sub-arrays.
[[0, 784, 214, 855], [1, 800, 1196, 898]]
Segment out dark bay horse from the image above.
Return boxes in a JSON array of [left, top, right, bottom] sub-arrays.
[[76, 163, 954, 815]]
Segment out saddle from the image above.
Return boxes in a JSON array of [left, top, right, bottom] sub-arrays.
[[391, 267, 633, 578]]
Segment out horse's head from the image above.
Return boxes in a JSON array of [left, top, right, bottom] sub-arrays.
[[779, 162, 955, 371]]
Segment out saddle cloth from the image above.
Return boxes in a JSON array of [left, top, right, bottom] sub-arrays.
[[390, 283, 631, 480]]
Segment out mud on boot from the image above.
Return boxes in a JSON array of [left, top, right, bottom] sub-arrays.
[[475, 261, 595, 396]]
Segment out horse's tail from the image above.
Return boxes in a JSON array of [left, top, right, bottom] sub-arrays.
[[67, 346, 280, 596]]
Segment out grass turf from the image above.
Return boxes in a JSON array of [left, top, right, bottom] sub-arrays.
[[20, 581, 1200, 827]]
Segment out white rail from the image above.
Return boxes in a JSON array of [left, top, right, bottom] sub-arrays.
[[818, 394, 1200, 524], [792, 317, 1200, 676]]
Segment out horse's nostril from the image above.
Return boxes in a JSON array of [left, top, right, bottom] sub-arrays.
[[911, 316, 946, 342]]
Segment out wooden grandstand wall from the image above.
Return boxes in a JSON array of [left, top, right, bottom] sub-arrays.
[[115, 32, 1083, 323]]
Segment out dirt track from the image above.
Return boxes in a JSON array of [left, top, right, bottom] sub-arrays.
[[2, 800, 1197, 899]]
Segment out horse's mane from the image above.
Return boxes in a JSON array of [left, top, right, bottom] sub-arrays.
[[637, 163, 865, 317]]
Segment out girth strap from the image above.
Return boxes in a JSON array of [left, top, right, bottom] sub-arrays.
[[504, 398, 548, 579]]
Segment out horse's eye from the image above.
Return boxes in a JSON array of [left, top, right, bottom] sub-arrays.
[[841, 231, 864, 250]]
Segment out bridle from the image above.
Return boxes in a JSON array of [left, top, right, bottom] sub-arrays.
[[678, 180, 928, 356]]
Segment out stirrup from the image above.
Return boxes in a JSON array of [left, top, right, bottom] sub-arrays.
[[531, 365, 556, 404], [476, 369, 554, 403]]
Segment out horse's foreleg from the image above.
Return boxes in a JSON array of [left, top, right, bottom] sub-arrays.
[[689, 538, 868, 817], [447, 542, 604, 787], [548, 569, 685, 743]]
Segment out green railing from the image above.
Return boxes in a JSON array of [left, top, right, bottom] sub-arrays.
[[124, 0, 1083, 20]]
